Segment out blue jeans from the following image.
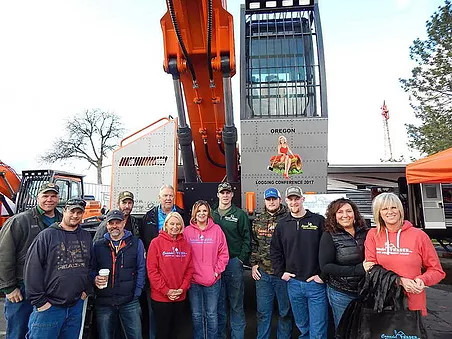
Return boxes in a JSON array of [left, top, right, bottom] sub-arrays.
[[189, 279, 221, 339], [96, 298, 142, 339], [255, 271, 292, 339], [146, 288, 156, 339], [217, 257, 246, 339], [287, 279, 328, 339], [26, 298, 84, 339], [4, 285, 33, 339], [326, 285, 357, 328]]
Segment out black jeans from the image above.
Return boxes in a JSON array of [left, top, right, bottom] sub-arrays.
[[151, 299, 185, 339]]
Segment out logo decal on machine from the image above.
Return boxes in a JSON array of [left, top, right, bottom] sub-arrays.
[[119, 156, 168, 167]]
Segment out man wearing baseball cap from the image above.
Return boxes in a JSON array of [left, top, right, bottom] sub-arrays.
[[270, 186, 328, 338], [0, 182, 62, 339], [92, 209, 146, 339], [25, 198, 93, 338], [212, 182, 251, 339], [93, 190, 141, 242], [251, 188, 292, 338]]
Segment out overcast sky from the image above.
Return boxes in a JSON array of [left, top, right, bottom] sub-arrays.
[[0, 0, 445, 183]]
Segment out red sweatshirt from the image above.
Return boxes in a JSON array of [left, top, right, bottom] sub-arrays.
[[147, 231, 193, 302], [365, 221, 445, 315]]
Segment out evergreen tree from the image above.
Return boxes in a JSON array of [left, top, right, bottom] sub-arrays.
[[400, 0, 452, 155]]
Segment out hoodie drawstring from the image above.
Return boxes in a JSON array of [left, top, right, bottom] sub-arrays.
[[385, 227, 402, 255]]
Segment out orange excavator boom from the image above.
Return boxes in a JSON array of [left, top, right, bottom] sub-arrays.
[[161, 0, 238, 183]]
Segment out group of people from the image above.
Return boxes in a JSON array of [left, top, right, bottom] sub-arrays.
[[0, 180, 446, 339]]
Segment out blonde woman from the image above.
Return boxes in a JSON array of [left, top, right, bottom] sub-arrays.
[[277, 136, 294, 179], [147, 212, 193, 339], [364, 193, 445, 316]]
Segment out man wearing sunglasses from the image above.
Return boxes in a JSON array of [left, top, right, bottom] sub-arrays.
[[24, 198, 93, 339], [0, 182, 62, 339]]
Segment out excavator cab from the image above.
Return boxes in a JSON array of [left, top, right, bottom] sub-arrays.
[[15, 170, 102, 223]]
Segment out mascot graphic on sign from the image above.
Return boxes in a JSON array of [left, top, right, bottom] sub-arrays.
[[268, 135, 303, 179]]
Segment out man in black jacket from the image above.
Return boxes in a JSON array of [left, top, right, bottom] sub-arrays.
[[270, 186, 328, 339], [24, 198, 92, 339], [0, 183, 62, 339], [140, 184, 185, 339], [93, 190, 141, 242], [141, 184, 186, 251]]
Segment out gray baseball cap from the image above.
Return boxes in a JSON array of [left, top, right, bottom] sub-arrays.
[[285, 186, 303, 198]]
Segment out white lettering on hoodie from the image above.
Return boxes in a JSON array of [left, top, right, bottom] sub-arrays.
[[376, 228, 413, 256]]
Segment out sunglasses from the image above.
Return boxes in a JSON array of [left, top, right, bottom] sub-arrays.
[[65, 198, 87, 208]]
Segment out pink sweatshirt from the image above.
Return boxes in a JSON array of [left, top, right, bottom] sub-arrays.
[[365, 221, 445, 315], [184, 218, 229, 287]]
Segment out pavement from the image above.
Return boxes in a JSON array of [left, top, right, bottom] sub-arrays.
[[1, 258, 451, 338]]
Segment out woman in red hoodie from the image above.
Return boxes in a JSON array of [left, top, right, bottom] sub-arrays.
[[184, 200, 229, 339], [364, 193, 445, 316], [147, 211, 193, 339]]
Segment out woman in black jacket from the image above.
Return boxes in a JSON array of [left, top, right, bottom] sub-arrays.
[[319, 198, 373, 328]]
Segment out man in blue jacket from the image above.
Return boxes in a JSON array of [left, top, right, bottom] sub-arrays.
[[92, 209, 146, 339], [24, 198, 92, 339]]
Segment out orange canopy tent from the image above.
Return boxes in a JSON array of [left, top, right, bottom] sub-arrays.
[[406, 147, 452, 184]]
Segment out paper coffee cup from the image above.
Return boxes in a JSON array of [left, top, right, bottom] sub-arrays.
[[98, 269, 110, 289]]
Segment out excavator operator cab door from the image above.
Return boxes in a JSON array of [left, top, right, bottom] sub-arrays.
[[53, 177, 83, 211]]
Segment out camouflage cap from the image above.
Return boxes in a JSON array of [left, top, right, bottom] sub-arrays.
[[65, 198, 86, 211], [285, 186, 303, 198], [118, 191, 134, 203], [38, 182, 60, 195], [217, 182, 232, 193], [105, 209, 125, 223]]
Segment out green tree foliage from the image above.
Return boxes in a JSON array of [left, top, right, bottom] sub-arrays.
[[41, 109, 124, 184], [400, 0, 452, 155]]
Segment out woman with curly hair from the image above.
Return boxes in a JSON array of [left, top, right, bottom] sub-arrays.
[[319, 198, 371, 328]]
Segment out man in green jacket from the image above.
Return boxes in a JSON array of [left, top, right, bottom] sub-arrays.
[[0, 183, 62, 339], [212, 182, 251, 339]]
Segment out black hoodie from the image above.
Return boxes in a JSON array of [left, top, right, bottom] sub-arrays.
[[24, 222, 93, 308], [270, 210, 325, 281]]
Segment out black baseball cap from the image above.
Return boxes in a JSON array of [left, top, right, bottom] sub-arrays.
[[105, 209, 125, 223], [65, 198, 86, 211]]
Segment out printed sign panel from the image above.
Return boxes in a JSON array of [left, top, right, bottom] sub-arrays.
[[240, 118, 328, 211], [111, 119, 177, 214]]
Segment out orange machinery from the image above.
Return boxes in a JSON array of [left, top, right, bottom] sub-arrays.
[[0, 160, 21, 226], [0, 162, 102, 227], [161, 0, 238, 184]]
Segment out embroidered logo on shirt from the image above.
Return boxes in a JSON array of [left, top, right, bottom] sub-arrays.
[[162, 247, 188, 257], [224, 215, 238, 223], [188, 235, 214, 245], [300, 222, 318, 230]]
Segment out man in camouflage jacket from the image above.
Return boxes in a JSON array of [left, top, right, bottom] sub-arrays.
[[251, 187, 292, 339]]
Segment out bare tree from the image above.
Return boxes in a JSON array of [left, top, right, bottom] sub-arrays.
[[41, 109, 124, 184]]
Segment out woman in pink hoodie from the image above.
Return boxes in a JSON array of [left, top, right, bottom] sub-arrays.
[[364, 193, 445, 316], [184, 200, 229, 339]]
